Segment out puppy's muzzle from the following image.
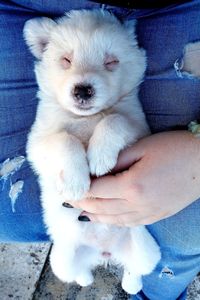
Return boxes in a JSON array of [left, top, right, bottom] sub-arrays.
[[73, 84, 95, 104]]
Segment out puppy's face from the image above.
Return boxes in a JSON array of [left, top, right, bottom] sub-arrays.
[[24, 10, 146, 116]]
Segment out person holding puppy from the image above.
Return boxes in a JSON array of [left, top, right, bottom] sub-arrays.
[[0, 0, 200, 299]]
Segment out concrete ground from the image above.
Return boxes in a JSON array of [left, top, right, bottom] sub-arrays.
[[0, 243, 199, 300]]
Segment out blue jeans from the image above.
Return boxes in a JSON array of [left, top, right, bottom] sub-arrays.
[[0, 1, 200, 299]]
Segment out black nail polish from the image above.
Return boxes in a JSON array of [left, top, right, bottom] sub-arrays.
[[78, 215, 91, 222], [62, 202, 74, 208]]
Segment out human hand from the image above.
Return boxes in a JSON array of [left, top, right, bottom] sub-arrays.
[[65, 131, 200, 226]]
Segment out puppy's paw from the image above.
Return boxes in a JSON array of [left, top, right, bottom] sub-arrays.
[[122, 272, 142, 295], [50, 246, 76, 283], [56, 166, 90, 201], [76, 271, 94, 287], [87, 145, 118, 176]]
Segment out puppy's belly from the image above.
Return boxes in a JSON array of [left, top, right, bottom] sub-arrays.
[[80, 223, 130, 252]]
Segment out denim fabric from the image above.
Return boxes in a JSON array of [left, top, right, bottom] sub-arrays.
[[0, 1, 200, 299]]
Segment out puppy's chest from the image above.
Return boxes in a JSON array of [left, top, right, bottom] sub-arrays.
[[64, 114, 104, 146]]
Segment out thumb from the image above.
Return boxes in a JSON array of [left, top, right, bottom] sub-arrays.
[[87, 139, 145, 198], [113, 141, 145, 173]]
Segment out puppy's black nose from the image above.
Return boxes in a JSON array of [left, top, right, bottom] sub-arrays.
[[73, 84, 94, 101]]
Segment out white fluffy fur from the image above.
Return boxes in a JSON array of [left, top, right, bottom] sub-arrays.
[[24, 10, 160, 294]]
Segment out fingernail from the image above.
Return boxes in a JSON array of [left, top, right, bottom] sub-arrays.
[[78, 215, 91, 222], [62, 202, 74, 208]]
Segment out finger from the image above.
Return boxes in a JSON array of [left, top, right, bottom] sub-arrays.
[[86, 174, 127, 199], [112, 143, 144, 173], [70, 197, 133, 215], [78, 211, 141, 227]]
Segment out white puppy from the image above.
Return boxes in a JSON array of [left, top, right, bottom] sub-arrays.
[[24, 10, 161, 294]]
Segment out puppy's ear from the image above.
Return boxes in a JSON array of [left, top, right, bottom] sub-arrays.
[[123, 20, 138, 46], [23, 17, 56, 59]]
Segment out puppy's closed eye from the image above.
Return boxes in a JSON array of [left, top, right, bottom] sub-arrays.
[[61, 56, 72, 69], [104, 54, 119, 71]]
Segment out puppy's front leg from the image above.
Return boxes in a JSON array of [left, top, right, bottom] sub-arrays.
[[28, 131, 90, 201], [55, 134, 90, 201], [87, 114, 140, 176]]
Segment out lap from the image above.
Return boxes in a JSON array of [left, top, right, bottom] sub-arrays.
[[0, 0, 200, 252]]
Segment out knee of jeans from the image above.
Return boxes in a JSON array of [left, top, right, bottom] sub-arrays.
[[0, 156, 26, 213], [0, 155, 49, 242], [0, 155, 43, 214]]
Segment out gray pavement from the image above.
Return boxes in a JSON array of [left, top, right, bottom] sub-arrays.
[[0, 243, 50, 300], [0, 243, 199, 300]]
